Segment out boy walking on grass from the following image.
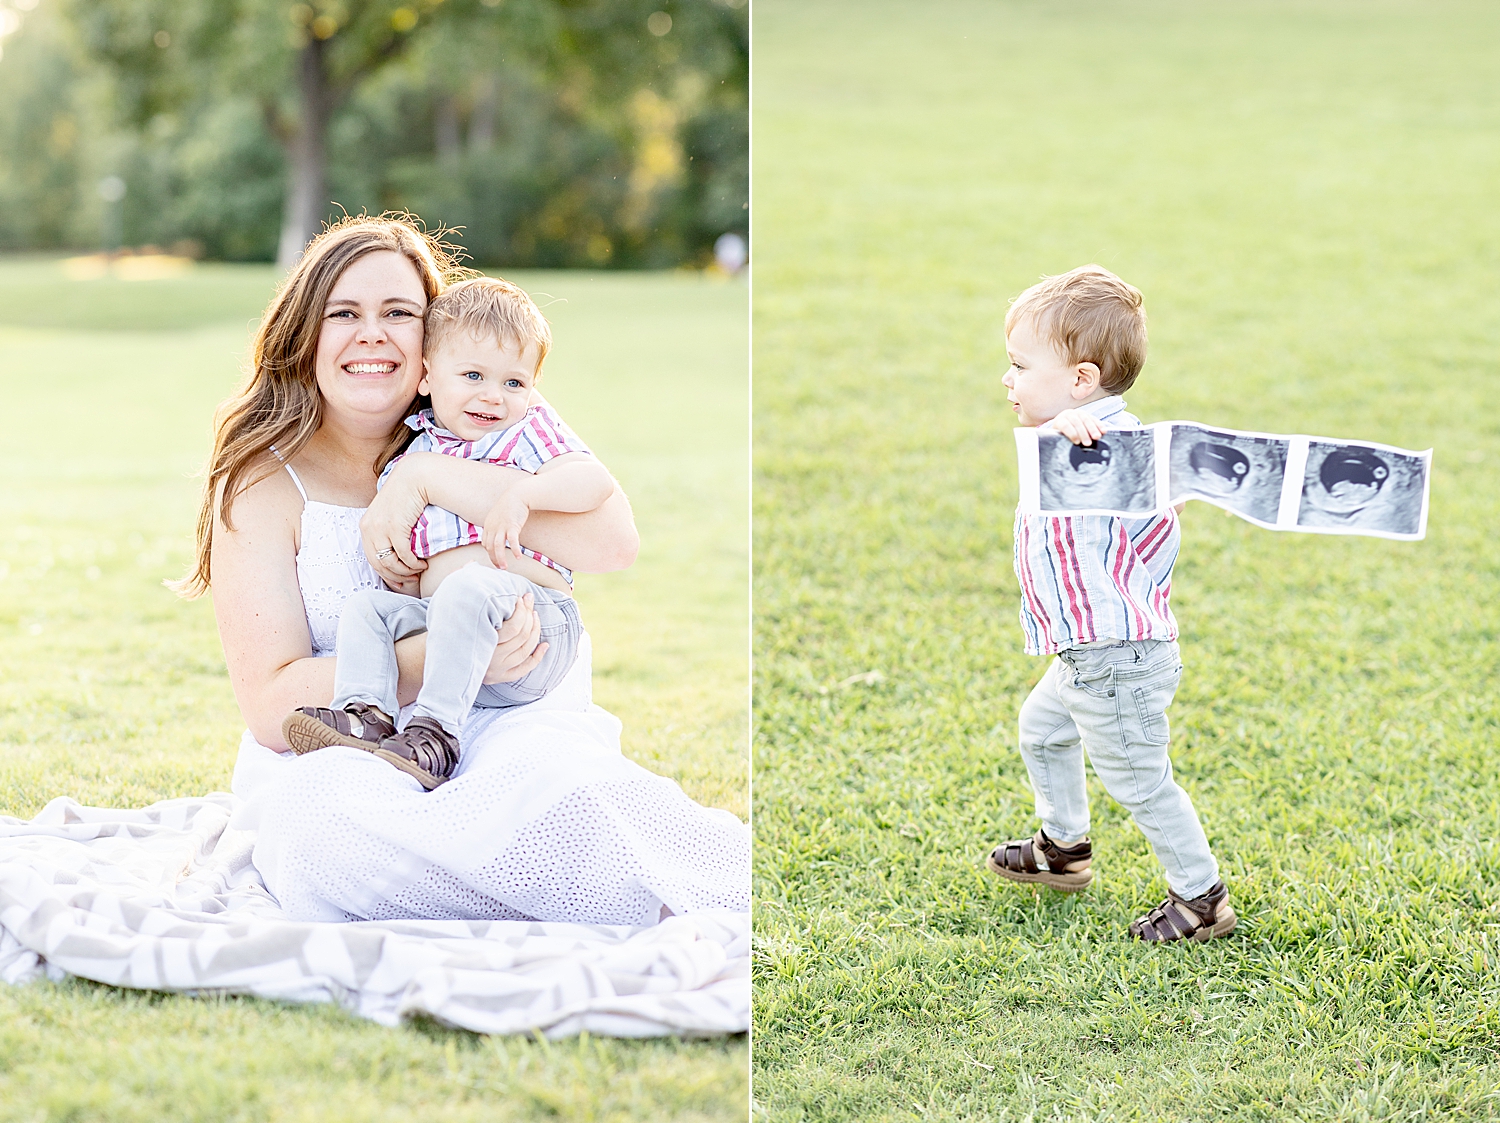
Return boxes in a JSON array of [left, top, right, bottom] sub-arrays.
[[986, 265, 1237, 943]]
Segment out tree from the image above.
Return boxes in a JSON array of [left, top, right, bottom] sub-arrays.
[[5, 0, 747, 265], [71, 0, 535, 265]]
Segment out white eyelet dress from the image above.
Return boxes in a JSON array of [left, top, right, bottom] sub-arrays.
[[229, 466, 750, 926]]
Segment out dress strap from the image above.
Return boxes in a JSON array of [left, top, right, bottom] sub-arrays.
[[269, 444, 309, 502]]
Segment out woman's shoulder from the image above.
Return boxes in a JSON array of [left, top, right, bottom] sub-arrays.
[[215, 454, 304, 535], [208, 454, 305, 588]]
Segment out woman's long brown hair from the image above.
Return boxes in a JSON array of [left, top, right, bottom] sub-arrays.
[[172, 215, 468, 598]]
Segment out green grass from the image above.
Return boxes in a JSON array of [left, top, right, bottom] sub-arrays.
[[751, 3, 1500, 1120], [0, 258, 747, 1120]]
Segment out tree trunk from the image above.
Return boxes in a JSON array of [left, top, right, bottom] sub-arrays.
[[276, 38, 331, 270], [435, 95, 462, 166], [468, 74, 499, 153]]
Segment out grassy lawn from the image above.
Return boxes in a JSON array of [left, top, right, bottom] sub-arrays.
[[0, 257, 748, 1121], [752, 3, 1500, 1120]]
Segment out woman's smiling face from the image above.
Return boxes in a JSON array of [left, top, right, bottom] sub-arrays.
[[314, 250, 428, 432]]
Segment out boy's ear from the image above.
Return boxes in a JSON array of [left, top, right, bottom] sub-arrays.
[[1071, 361, 1102, 399], [416, 357, 431, 395]]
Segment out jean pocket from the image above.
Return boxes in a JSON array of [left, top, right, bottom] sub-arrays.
[[1069, 666, 1117, 700], [1131, 686, 1169, 745]]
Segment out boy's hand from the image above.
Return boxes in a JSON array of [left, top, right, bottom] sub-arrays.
[[483, 593, 548, 683], [480, 490, 532, 569], [1042, 409, 1107, 446]]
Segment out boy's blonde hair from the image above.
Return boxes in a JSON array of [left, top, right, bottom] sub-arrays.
[[1006, 265, 1148, 394], [425, 276, 553, 373]]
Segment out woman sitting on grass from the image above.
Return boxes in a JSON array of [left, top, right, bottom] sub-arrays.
[[181, 214, 748, 925]]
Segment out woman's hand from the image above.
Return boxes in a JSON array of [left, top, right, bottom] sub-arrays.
[[483, 593, 549, 684], [360, 454, 433, 587]]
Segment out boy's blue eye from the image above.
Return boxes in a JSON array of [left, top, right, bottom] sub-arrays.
[[505, 379, 523, 389], [464, 371, 483, 381]]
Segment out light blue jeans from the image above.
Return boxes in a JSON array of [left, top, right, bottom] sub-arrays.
[[1017, 638, 1220, 899], [332, 564, 581, 737]]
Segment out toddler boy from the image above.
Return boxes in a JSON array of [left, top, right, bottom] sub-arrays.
[[986, 265, 1236, 943], [282, 277, 613, 789]]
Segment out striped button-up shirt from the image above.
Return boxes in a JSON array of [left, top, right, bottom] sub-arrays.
[[380, 405, 593, 583], [1012, 396, 1180, 655]]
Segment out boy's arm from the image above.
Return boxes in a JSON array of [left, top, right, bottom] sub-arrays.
[[479, 452, 616, 567], [362, 456, 636, 586]]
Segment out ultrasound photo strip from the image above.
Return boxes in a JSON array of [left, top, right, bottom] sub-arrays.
[[1014, 422, 1431, 540]]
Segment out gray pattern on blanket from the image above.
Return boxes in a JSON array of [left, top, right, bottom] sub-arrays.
[[0, 794, 748, 1037]]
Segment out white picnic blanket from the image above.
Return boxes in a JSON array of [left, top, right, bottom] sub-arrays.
[[0, 793, 748, 1037]]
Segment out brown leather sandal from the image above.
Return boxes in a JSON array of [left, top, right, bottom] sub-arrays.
[[372, 717, 460, 791], [987, 830, 1093, 892], [282, 705, 397, 754], [1129, 880, 1237, 943]]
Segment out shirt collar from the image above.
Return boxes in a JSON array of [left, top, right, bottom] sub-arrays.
[[405, 406, 535, 443], [406, 409, 450, 438], [1077, 395, 1128, 424], [408, 407, 465, 443]]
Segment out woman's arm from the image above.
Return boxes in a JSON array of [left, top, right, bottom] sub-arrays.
[[209, 469, 343, 748], [522, 485, 639, 569], [212, 469, 546, 750], [361, 453, 639, 587], [479, 453, 617, 566]]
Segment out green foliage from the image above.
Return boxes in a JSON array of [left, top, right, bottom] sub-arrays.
[[752, 1, 1500, 1118], [0, 257, 747, 1115], [0, 0, 747, 264], [0, 3, 94, 248]]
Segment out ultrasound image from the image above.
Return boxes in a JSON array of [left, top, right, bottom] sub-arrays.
[[1168, 424, 1290, 526], [1297, 441, 1427, 536], [1037, 429, 1157, 515]]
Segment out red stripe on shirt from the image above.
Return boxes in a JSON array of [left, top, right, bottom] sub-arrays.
[[1124, 516, 1173, 622], [1062, 519, 1096, 638], [1050, 519, 1087, 636], [1111, 521, 1148, 639], [1016, 519, 1056, 651], [528, 414, 562, 458], [496, 429, 524, 462], [1135, 514, 1170, 560]]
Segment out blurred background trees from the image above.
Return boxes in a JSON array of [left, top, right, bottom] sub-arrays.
[[0, 0, 747, 267]]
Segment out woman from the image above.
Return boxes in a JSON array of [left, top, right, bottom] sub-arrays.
[[191, 215, 748, 926]]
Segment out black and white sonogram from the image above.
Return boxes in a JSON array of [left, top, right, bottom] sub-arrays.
[[1037, 429, 1156, 515], [1297, 441, 1428, 536], [1168, 425, 1289, 526]]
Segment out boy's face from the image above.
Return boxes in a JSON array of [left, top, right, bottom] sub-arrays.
[[419, 330, 543, 440], [1002, 316, 1105, 426]]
